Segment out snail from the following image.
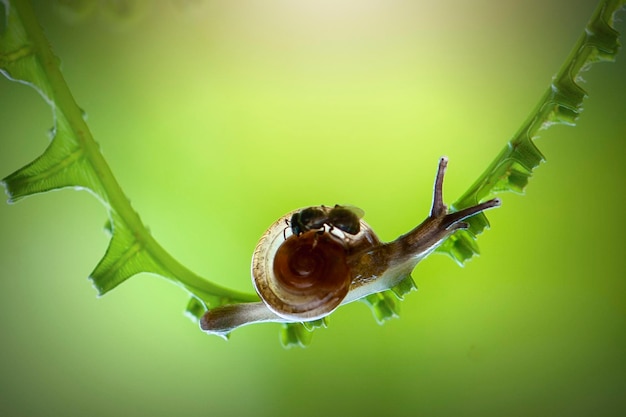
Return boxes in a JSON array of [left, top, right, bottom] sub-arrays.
[[200, 157, 500, 337]]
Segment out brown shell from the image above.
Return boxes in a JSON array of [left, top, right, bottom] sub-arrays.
[[251, 208, 380, 321]]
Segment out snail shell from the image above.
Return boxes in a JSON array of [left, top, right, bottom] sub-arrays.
[[252, 209, 380, 321]]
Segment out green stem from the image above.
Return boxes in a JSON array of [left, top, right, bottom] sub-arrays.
[[10, 0, 258, 304], [455, 0, 625, 208]]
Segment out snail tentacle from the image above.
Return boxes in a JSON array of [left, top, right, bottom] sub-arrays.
[[384, 157, 501, 259], [340, 158, 501, 304]]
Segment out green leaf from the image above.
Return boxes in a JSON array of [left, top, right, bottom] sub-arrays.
[[390, 274, 417, 299], [3, 113, 106, 203], [280, 318, 328, 348], [0, 0, 53, 102], [362, 292, 401, 324], [185, 297, 208, 323], [1, 0, 257, 317], [437, 0, 626, 264], [360, 275, 416, 324], [90, 213, 161, 295], [280, 323, 314, 348]]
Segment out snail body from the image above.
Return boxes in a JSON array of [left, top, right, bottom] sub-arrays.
[[200, 157, 500, 336]]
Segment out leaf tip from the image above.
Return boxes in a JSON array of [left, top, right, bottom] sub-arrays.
[[280, 323, 313, 348], [1, 172, 21, 204], [88, 274, 108, 297], [362, 291, 402, 324], [185, 297, 207, 323], [1, 177, 13, 204]]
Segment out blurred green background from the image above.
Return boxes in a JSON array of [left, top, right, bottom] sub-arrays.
[[1, 0, 625, 416]]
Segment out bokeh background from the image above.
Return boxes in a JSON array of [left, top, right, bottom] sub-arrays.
[[1, 0, 625, 416]]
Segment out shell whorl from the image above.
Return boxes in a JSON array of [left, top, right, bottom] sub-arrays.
[[251, 208, 379, 321]]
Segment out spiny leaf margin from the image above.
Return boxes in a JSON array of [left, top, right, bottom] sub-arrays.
[[437, 0, 626, 265], [0, 0, 258, 312], [280, 274, 416, 348]]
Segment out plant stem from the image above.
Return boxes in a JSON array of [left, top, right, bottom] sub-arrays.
[[10, 0, 258, 304]]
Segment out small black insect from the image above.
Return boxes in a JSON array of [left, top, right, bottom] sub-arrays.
[[289, 205, 364, 237]]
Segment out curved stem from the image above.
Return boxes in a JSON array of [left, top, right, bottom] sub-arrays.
[[455, 0, 626, 209], [10, 0, 258, 304]]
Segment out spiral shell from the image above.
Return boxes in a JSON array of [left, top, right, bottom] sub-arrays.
[[252, 208, 379, 321]]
